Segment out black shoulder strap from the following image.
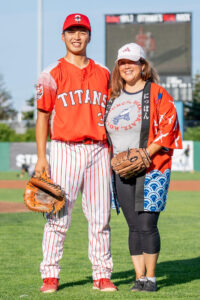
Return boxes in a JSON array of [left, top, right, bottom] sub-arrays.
[[139, 80, 151, 148], [135, 81, 151, 211]]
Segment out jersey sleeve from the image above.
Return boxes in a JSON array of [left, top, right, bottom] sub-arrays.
[[153, 88, 182, 149], [36, 71, 57, 112]]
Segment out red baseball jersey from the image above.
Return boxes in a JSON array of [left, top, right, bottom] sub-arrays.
[[36, 58, 110, 142]]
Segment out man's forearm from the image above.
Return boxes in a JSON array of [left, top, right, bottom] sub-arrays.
[[35, 110, 50, 159]]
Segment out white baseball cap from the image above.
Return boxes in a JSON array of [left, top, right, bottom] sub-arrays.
[[116, 43, 146, 62]]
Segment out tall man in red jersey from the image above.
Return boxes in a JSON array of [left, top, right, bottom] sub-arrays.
[[35, 13, 117, 293]]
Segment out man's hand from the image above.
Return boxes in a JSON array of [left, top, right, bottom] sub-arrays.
[[34, 157, 50, 178], [24, 171, 65, 214]]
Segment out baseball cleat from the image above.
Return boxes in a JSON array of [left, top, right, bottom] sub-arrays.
[[93, 278, 118, 292], [40, 278, 59, 293], [93, 279, 100, 290]]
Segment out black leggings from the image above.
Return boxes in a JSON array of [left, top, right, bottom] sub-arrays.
[[115, 174, 160, 255]]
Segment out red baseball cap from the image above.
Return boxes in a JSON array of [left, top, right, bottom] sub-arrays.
[[63, 13, 91, 32]]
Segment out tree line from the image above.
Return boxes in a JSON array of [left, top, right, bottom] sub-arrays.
[[0, 74, 200, 141]]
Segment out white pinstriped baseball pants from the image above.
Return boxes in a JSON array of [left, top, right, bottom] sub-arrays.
[[40, 140, 113, 280]]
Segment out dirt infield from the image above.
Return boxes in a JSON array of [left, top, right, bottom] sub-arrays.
[[0, 180, 200, 213], [1, 180, 200, 191], [0, 201, 29, 213], [0, 181, 28, 213], [0, 180, 27, 189], [169, 181, 200, 191]]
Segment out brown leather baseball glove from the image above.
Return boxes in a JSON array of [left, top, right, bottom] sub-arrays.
[[111, 148, 151, 179], [24, 171, 65, 214]]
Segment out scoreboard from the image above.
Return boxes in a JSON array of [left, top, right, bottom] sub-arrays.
[[105, 12, 192, 77]]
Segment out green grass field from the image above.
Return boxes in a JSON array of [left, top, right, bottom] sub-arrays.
[[170, 171, 200, 181], [0, 171, 30, 181], [0, 189, 25, 202], [0, 173, 200, 299]]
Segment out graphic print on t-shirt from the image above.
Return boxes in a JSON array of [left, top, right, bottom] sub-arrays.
[[106, 90, 143, 154], [106, 100, 141, 131]]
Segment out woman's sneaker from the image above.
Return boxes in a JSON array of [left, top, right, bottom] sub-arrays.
[[130, 280, 144, 292], [142, 279, 157, 292]]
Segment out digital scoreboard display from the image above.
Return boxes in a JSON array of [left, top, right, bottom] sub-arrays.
[[105, 13, 191, 76]]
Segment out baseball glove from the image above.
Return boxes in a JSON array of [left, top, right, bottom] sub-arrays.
[[24, 171, 65, 214], [111, 148, 151, 179]]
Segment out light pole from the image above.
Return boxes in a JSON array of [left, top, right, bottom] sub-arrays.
[[38, 0, 43, 76], [34, 0, 43, 121]]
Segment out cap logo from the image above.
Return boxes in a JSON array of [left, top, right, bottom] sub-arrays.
[[123, 47, 131, 53], [75, 14, 81, 23], [36, 84, 43, 100]]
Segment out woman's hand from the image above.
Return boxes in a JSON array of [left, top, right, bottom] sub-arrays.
[[147, 143, 163, 157]]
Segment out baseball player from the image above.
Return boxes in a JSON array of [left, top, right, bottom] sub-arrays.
[[35, 13, 117, 293]]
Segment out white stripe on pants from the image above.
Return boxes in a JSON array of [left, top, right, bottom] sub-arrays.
[[40, 140, 113, 280]]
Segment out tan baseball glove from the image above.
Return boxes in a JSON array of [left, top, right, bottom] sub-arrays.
[[111, 148, 151, 179], [24, 171, 65, 214]]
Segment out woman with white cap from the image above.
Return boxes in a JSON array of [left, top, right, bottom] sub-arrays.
[[105, 43, 182, 292]]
